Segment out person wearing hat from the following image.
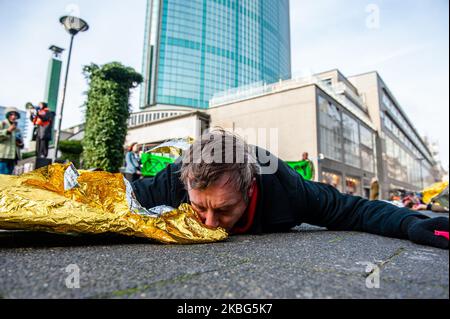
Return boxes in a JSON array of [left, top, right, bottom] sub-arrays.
[[0, 107, 24, 175]]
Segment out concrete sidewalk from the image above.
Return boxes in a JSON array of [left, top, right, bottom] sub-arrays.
[[0, 219, 448, 299]]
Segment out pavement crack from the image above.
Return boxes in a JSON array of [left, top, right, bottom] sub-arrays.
[[379, 247, 405, 267], [91, 271, 213, 298], [328, 233, 357, 244], [89, 256, 253, 298], [365, 247, 406, 277]]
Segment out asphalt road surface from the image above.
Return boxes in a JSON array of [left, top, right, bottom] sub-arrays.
[[0, 213, 448, 299]]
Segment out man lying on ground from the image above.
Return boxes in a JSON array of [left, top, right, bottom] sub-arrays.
[[132, 130, 449, 249]]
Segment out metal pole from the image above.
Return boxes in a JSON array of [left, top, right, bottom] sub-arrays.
[[53, 34, 75, 162]]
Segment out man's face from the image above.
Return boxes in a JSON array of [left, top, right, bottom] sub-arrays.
[[8, 113, 17, 123], [187, 173, 250, 232], [302, 152, 308, 160]]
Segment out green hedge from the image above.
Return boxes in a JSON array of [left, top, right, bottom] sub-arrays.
[[21, 151, 36, 160], [59, 140, 83, 155], [59, 140, 83, 168], [82, 62, 142, 172]]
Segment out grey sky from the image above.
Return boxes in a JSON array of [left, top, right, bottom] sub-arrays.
[[0, 0, 448, 168]]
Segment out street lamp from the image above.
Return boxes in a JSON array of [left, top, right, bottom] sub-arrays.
[[52, 16, 89, 162], [49, 45, 65, 58]]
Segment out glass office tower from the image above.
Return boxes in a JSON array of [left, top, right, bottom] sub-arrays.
[[140, 0, 291, 109]]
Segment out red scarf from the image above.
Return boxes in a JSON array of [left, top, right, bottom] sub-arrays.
[[231, 184, 259, 234]]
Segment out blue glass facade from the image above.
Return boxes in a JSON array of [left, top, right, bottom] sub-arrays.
[[140, 0, 291, 109]]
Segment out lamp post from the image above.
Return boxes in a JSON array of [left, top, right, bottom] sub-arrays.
[[52, 16, 89, 162], [49, 45, 65, 58]]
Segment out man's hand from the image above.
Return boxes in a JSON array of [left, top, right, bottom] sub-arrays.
[[411, 203, 427, 211], [405, 217, 449, 249], [7, 124, 16, 133]]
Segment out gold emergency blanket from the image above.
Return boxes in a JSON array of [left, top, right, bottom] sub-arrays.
[[148, 137, 194, 157], [0, 164, 228, 244]]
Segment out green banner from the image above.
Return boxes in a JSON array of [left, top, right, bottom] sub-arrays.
[[141, 153, 316, 181], [44, 57, 62, 144], [141, 153, 175, 177], [286, 160, 315, 181], [44, 57, 62, 113]]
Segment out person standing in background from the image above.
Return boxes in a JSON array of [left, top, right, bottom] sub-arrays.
[[299, 152, 315, 181], [0, 107, 24, 175], [30, 102, 55, 158], [124, 142, 142, 182], [370, 177, 380, 200]]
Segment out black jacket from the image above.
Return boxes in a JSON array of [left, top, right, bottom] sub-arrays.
[[132, 149, 426, 239], [30, 108, 55, 140]]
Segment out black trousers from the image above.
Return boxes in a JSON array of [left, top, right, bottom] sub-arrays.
[[36, 138, 50, 158]]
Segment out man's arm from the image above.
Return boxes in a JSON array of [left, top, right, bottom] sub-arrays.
[[0, 128, 9, 138], [0, 122, 15, 138], [412, 203, 449, 213], [430, 204, 449, 213], [301, 180, 449, 249], [131, 162, 187, 209]]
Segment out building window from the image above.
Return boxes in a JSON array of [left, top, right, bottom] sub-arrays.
[[360, 125, 375, 173], [145, 0, 291, 109], [321, 170, 343, 192], [342, 113, 361, 168], [319, 96, 342, 162], [384, 135, 424, 187], [382, 91, 430, 160], [345, 176, 361, 196], [322, 78, 332, 87], [361, 148, 374, 173], [360, 125, 373, 149]]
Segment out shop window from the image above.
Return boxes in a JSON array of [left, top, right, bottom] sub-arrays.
[[345, 176, 361, 196], [321, 171, 343, 192]]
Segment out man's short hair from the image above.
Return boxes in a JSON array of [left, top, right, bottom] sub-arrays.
[[180, 129, 259, 203]]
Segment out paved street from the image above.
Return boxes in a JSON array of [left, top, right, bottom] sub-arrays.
[[1, 212, 448, 299]]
